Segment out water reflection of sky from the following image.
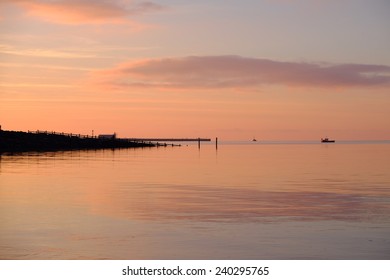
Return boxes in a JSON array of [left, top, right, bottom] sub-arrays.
[[1, 145, 390, 224], [1, 144, 389, 259], [90, 183, 390, 223]]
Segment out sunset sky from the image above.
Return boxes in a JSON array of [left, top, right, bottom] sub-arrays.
[[1, 0, 389, 140]]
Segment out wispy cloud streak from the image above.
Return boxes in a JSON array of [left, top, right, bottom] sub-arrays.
[[96, 55, 390, 89], [0, 44, 97, 58], [1, 0, 164, 24]]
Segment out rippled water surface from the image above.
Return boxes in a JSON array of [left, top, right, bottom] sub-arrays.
[[1, 142, 389, 259]]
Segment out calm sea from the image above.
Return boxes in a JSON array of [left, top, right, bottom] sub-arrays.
[[1, 141, 389, 259]]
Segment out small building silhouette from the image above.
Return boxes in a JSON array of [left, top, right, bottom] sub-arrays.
[[98, 133, 116, 140]]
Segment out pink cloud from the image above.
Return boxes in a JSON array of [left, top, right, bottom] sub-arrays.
[[96, 55, 390, 89], [1, 0, 164, 24]]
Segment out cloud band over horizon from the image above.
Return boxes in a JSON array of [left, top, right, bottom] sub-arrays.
[[97, 56, 390, 90]]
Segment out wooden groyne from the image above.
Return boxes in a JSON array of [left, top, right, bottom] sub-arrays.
[[126, 138, 211, 142], [127, 138, 211, 148]]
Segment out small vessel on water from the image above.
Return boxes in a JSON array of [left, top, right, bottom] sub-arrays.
[[252, 138, 257, 142], [321, 137, 335, 143]]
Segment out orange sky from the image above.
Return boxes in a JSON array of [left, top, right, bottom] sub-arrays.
[[1, 0, 390, 140]]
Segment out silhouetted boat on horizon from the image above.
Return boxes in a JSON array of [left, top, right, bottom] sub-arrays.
[[321, 137, 335, 143]]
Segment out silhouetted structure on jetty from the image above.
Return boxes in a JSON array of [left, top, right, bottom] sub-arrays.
[[0, 130, 155, 153]]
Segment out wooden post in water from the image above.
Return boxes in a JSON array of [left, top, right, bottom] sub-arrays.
[[198, 137, 201, 149], [216, 137, 218, 150]]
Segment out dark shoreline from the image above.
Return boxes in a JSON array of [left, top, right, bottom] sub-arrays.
[[0, 130, 155, 153]]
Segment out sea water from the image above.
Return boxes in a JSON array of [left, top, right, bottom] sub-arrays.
[[1, 141, 389, 259]]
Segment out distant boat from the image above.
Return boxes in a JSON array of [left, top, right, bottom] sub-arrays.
[[321, 137, 335, 143], [252, 138, 257, 142]]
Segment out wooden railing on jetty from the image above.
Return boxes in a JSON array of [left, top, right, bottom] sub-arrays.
[[26, 132, 211, 143], [28, 130, 96, 139]]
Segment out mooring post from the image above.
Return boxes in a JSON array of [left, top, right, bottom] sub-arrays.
[[216, 137, 218, 150], [198, 137, 201, 149]]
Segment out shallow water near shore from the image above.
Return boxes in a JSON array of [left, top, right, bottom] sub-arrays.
[[1, 142, 390, 259]]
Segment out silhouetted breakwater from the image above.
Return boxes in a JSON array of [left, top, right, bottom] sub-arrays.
[[0, 130, 155, 153]]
